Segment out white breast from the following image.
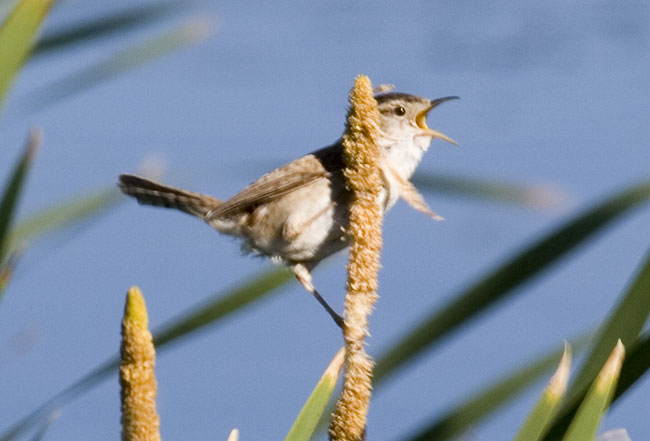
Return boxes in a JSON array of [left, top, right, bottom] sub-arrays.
[[379, 134, 433, 211]]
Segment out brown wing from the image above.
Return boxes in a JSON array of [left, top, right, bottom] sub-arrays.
[[205, 152, 336, 220]]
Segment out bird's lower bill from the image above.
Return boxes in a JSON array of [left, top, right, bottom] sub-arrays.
[[416, 109, 458, 146]]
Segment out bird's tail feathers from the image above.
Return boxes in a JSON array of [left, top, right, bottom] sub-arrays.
[[118, 174, 221, 219]]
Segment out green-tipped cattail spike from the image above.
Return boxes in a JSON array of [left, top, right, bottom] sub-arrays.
[[120, 286, 160, 441], [512, 342, 572, 441], [125, 286, 148, 328], [329, 75, 383, 441], [562, 340, 625, 441]]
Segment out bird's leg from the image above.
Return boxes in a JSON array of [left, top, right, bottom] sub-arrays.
[[293, 263, 344, 328]]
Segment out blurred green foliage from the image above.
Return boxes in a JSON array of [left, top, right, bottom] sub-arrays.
[[1, 1, 649, 440]]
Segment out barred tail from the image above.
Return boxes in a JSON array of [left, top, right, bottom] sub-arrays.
[[118, 174, 221, 219]]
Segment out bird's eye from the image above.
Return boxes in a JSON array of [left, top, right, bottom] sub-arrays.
[[394, 106, 406, 116]]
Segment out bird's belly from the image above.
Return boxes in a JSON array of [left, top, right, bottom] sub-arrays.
[[225, 176, 393, 265], [242, 180, 350, 264]]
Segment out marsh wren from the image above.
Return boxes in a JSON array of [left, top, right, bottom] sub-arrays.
[[119, 92, 458, 327]]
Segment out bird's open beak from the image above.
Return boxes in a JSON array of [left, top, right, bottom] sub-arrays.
[[416, 96, 459, 146]]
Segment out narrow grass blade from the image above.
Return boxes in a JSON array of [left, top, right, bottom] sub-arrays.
[[561, 341, 624, 441], [545, 331, 650, 441], [398, 335, 588, 441], [0, 0, 53, 113], [566, 246, 650, 405], [27, 410, 59, 441], [542, 248, 650, 440], [0, 267, 293, 441], [412, 173, 565, 210], [374, 178, 650, 385], [12, 18, 213, 115], [0, 129, 40, 262], [284, 348, 345, 441], [512, 343, 572, 441], [8, 187, 121, 250], [152, 267, 293, 347], [32, 1, 184, 56], [0, 246, 25, 301], [0, 358, 115, 441], [613, 331, 650, 403]]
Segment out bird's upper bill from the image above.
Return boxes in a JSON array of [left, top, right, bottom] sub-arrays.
[[416, 96, 459, 146]]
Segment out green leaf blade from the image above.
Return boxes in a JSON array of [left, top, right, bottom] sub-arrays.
[[398, 335, 588, 441], [0, 268, 293, 441], [0, 130, 40, 262], [561, 341, 624, 441], [284, 348, 344, 441], [545, 332, 650, 440], [567, 246, 650, 404], [8, 187, 121, 249], [512, 344, 572, 441], [32, 1, 183, 56], [0, 0, 53, 113], [153, 267, 293, 348], [12, 17, 213, 116], [543, 247, 650, 440], [0, 247, 25, 299], [375, 179, 650, 385], [412, 172, 566, 209]]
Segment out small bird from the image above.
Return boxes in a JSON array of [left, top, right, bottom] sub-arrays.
[[119, 92, 457, 327]]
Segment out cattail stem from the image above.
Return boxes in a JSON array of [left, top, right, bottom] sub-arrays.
[[328, 75, 383, 441]]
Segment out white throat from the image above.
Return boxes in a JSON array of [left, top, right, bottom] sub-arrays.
[[380, 133, 432, 181], [377, 132, 433, 212]]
